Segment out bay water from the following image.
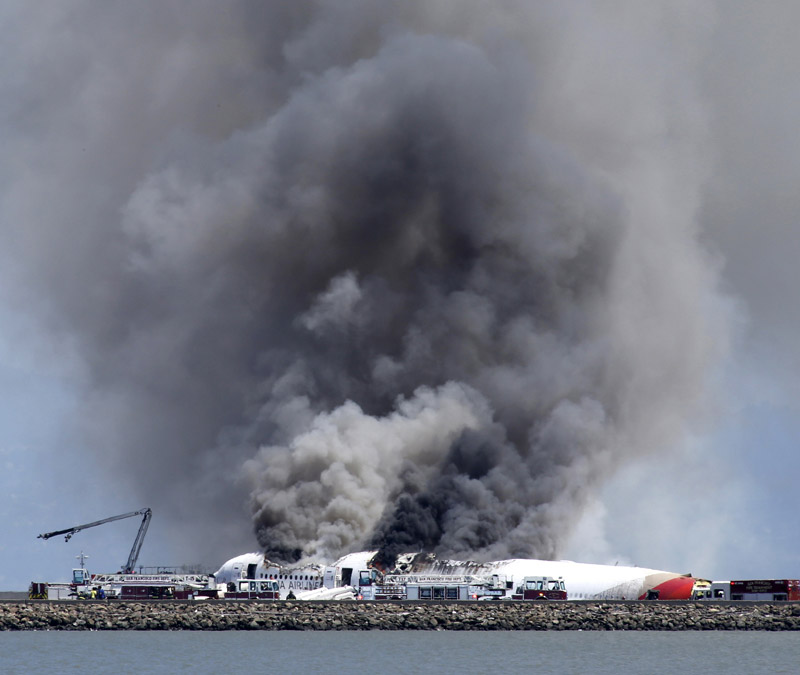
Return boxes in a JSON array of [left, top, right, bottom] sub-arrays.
[[1, 630, 798, 674]]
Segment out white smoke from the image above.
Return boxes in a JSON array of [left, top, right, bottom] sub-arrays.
[[245, 382, 489, 561]]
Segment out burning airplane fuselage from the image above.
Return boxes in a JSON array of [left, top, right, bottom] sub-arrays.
[[213, 550, 701, 601]]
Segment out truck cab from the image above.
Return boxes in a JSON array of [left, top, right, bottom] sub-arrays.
[[72, 567, 90, 585], [355, 568, 406, 600]]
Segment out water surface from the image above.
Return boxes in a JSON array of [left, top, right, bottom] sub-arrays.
[[2, 630, 799, 674]]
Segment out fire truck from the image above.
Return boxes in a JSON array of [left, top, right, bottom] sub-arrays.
[[703, 580, 800, 601], [118, 584, 195, 600], [218, 579, 280, 600], [510, 576, 568, 600], [355, 565, 514, 601], [30, 509, 223, 600], [403, 579, 509, 600]]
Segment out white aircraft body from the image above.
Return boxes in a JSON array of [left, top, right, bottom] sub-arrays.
[[212, 552, 328, 599], [213, 550, 701, 600]]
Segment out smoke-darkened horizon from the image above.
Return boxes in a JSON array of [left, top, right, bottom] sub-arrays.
[[1, 1, 733, 568]]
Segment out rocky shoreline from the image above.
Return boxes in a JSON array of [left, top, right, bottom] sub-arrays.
[[2, 601, 800, 631]]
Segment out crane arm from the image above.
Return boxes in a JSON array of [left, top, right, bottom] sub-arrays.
[[37, 508, 151, 542], [37, 508, 153, 574]]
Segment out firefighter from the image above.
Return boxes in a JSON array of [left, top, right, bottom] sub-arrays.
[[286, 589, 296, 600]]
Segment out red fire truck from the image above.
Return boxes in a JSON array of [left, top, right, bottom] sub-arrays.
[[707, 579, 800, 601], [511, 576, 568, 600]]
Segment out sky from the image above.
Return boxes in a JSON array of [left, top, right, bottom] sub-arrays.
[[1, 1, 799, 590]]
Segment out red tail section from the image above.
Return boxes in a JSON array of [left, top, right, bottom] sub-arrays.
[[638, 576, 695, 600]]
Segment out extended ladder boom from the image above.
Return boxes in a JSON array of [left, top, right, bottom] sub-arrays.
[[38, 508, 152, 574], [123, 508, 151, 573]]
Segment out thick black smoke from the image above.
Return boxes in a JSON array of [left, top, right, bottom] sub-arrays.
[[0, 1, 727, 566]]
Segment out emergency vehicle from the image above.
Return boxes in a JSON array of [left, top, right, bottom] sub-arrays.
[[510, 576, 568, 600]]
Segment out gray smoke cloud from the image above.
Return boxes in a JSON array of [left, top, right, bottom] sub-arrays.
[[1, 1, 730, 566]]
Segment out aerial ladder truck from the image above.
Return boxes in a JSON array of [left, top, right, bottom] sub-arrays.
[[32, 508, 210, 599]]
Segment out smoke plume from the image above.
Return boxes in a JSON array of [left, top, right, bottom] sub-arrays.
[[1, 1, 728, 566]]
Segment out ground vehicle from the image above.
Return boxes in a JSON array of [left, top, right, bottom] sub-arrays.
[[354, 564, 510, 601], [510, 576, 568, 600], [406, 582, 473, 600], [404, 581, 506, 600], [701, 580, 800, 601], [31, 509, 210, 600], [731, 580, 800, 601], [118, 585, 195, 600], [220, 579, 280, 600]]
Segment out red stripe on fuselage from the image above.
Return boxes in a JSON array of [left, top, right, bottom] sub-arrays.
[[638, 576, 695, 600]]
